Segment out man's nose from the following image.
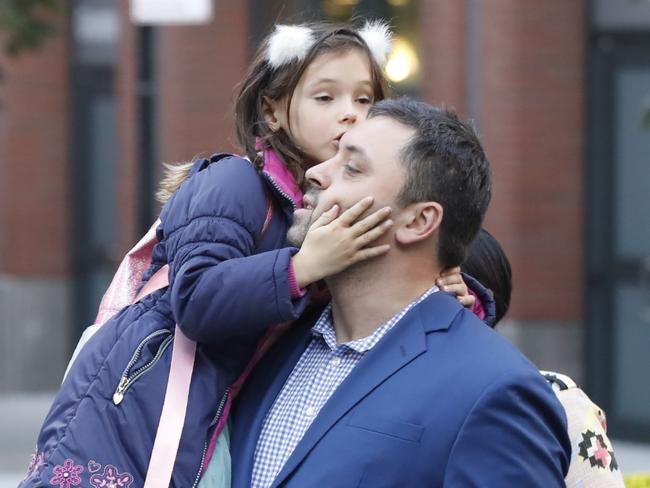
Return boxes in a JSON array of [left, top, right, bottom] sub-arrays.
[[305, 160, 331, 189]]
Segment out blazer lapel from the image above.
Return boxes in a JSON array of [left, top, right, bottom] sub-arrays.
[[271, 291, 463, 487], [232, 319, 314, 486]]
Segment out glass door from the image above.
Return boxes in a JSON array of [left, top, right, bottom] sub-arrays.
[[587, 33, 650, 441]]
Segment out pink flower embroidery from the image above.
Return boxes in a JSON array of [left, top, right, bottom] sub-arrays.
[[49, 459, 84, 488], [89, 464, 134, 488], [25, 451, 44, 478]]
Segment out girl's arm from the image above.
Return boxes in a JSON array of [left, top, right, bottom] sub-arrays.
[[162, 157, 391, 348], [163, 157, 305, 348]]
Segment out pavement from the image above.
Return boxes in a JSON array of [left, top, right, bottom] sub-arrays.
[[1, 393, 649, 487]]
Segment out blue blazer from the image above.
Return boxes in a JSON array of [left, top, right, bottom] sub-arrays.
[[231, 292, 571, 487]]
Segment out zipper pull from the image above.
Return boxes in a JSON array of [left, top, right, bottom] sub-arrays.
[[113, 376, 128, 405]]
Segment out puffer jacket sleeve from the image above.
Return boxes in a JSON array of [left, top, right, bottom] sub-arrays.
[[462, 272, 497, 328], [160, 156, 308, 347]]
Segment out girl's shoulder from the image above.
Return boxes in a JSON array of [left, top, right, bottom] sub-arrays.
[[190, 153, 262, 193], [161, 154, 268, 232]]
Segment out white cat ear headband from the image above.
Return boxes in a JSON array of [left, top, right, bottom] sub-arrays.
[[266, 21, 393, 69]]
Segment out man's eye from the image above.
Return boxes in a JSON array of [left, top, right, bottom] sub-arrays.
[[315, 95, 333, 102], [344, 163, 361, 175]]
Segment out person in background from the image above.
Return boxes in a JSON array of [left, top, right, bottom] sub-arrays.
[[462, 228, 626, 488]]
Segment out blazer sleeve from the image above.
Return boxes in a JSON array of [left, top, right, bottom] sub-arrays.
[[161, 156, 308, 347], [443, 369, 571, 487]]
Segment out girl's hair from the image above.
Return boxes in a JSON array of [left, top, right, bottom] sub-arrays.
[[236, 21, 389, 186], [462, 228, 513, 325], [156, 21, 389, 204]]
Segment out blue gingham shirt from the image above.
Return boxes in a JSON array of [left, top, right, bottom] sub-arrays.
[[250, 286, 439, 488]]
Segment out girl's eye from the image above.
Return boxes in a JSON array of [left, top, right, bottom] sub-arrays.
[[315, 95, 333, 102], [357, 96, 373, 105]]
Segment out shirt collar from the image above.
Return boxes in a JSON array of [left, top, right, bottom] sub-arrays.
[[311, 285, 439, 354]]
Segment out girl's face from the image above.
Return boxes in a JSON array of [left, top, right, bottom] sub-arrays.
[[266, 48, 376, 165]]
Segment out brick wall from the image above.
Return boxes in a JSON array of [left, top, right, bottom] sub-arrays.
[[157, 0, 249, 165], [480, 0, 585, 320], [0, 14, 70, 277], [420, 0, 585, 322], [419, 0, 467, 115], [0, 12, 72, 391]]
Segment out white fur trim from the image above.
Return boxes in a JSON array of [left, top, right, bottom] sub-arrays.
[[267, 25, 315, 69], [358, 20, 393, 66]]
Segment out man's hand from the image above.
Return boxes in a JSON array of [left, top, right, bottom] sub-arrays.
[[292, 197, 392, 288]]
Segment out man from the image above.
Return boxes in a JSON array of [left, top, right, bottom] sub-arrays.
[[231, 98, 571, 487]]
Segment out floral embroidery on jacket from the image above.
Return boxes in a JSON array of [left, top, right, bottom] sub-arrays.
[[49, 459, 84, 488], [25, 451, 44, 478], [89, 464, 134, 488]]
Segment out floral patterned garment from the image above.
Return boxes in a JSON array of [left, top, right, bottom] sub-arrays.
[[24, 457, 134, 488], [541, 371, 625, 488]]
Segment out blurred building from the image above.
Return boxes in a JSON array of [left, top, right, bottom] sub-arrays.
[[0, 0, 649, 442]]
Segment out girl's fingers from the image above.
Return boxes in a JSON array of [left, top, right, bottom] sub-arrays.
[[309, 204, 339, 230], [351, 206, 392, 237], [457, 293, 476, 308], [440, 283, 468, 297], [351, 244, 391, 263], [356, 219, 393, 247], [337, 196, 374, 226], [438, 266, 462, 281]]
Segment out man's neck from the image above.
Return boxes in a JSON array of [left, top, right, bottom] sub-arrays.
[[327, 258, 441, 343]]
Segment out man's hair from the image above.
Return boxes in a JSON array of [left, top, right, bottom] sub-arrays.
[[368, 98, 492, 268], [463, 228, 512, 324]]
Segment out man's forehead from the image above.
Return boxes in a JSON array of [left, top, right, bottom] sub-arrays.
[[342, 116, 414, 157]]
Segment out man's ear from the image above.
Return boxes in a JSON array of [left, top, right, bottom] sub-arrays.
[[262, 96, 283, 132], [395, 202, 443, 245]]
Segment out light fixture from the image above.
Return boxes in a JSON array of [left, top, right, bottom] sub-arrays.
[[385, 37, 419, 83]]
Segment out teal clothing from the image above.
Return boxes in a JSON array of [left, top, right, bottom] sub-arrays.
[[198, 421, 232, 488]]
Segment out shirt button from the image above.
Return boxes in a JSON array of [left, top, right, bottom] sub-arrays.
[[305, 406, 316, 417], [329, 356, 342, 367]]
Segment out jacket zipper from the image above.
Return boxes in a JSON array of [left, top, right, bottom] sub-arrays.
[[112, 329, 174, 405], [191, 388, 231, 487], [262, 171, 297, 211]]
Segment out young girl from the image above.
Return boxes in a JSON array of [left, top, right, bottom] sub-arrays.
[[22, 21, 470, 487]]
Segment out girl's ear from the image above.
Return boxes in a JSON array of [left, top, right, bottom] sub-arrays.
[[262, 96, 283, 132], [395, 202, 443, 245]]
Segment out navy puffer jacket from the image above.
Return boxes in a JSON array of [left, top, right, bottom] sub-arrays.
[[20, 155, 309, 487]]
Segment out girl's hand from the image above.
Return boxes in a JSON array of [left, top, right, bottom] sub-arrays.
[[437, 267, 475, 308], [292, 196, 392, 288]]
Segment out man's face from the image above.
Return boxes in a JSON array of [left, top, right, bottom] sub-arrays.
[[287, 116, 415, 247]]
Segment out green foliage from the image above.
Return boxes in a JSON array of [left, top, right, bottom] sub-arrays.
[[625, 473, 650, 487], [0, 0, 61, 58]]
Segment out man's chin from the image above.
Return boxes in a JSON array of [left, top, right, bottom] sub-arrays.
[[287, 227, 307, 247], [287, 215, 310, 247]]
